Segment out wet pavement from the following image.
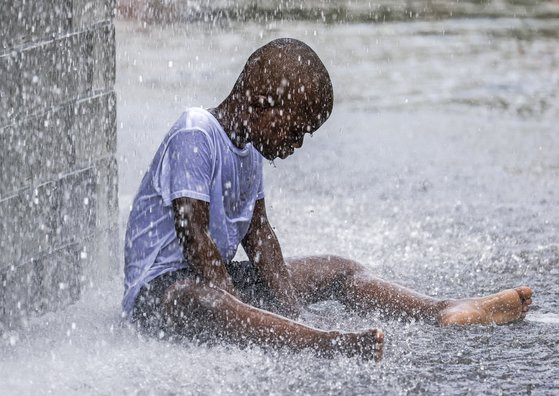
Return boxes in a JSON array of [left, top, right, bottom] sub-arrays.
[[2, 10, 559, 395]]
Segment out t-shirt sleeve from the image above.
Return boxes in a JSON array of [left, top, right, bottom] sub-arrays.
[[156, 129, 214, 207]]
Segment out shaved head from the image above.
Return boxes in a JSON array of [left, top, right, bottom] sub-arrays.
[[213, 38, 334, 160], [231, 38, 333, 127]]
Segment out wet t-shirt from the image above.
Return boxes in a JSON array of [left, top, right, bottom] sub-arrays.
[[122, 108, 264, 318]]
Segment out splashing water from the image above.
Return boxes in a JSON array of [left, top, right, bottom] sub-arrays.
[[3, 2, 559, 394]]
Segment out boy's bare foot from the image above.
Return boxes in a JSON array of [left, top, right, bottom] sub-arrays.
[[438, 287, 533, 326], [333, 329, 384, 361]]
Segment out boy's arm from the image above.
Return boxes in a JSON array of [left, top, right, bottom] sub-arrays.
[[242, 198, 301, 318], [172, 197, 237, 296]]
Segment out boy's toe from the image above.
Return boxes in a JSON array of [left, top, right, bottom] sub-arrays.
[[516, 287, 533, 302]]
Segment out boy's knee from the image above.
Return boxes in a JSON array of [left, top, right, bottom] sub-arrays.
[[320, 254, 366, 278]]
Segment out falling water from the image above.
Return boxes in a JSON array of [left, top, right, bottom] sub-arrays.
[[2, 1, 559, 394]]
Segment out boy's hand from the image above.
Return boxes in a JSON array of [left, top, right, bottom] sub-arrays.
[[274, 286, 302, 319], [172, 197, 239, 299], [242, 199, 302, 319], [205, 260, 238, 297]]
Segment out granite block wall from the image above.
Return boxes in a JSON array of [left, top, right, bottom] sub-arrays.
[[0, 0, 118, 330]]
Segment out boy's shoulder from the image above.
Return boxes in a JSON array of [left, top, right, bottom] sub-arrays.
[[177, 107, 220, 134], [161, 107, 223, 148], [164, 107, 260, 162]]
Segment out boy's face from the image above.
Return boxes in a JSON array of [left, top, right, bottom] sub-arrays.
[[246, 95, 324, 161]]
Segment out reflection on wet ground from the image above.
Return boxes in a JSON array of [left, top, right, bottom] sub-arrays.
[[2, 12, 558, 395]]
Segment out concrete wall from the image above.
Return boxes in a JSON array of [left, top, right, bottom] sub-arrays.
[[0, 1, 118, 330]]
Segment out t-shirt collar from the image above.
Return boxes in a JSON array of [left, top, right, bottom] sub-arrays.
[[203, 108, 251, 156]]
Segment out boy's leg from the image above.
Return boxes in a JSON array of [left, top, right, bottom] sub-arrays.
[[162, 278, 384, 360], [285, 255, 532, 326]]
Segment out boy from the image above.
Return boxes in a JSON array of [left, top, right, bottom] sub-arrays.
[[123, 38, 532, 360]]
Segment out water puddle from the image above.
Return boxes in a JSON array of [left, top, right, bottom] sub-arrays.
[[3, 2, 559, 393], [526, 313, 559, 325]]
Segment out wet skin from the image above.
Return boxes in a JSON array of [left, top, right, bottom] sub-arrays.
[[210, 84, 327, 162], [171, 197, 385, 361], [165, 39, 532, 360], [241, 94, 322, 161]]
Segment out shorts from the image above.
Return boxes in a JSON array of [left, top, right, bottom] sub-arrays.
[[132, 260, 276, 332]]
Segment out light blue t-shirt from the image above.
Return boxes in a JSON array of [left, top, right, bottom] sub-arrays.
[[122, 108, 264, 318]]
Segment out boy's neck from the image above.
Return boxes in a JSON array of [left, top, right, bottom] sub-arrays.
[[209, 103, 248, 149]]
